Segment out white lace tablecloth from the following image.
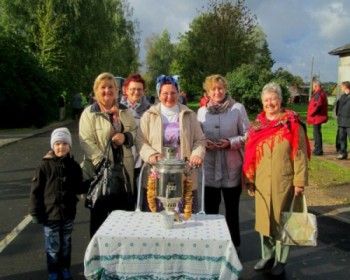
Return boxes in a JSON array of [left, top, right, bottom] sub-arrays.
[[84, 210, 242, 280]]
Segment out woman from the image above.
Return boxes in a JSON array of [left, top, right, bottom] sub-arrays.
[[197, 74, 250, 251], [199, 91, 209, 107], [243, 82, 310, 276], [79, 72, 137, 237], [120, 73, 151, 197], [136, 75, 205, 213]]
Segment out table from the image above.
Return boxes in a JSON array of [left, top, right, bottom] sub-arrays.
[[84, 210, 242, 279]]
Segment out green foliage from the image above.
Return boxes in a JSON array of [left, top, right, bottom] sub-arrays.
[[0, 0, 139, 92], [0, 35, 59, 128], [173, 0, 259, 99], [0, 0, 139, 127], [226, 64, 271, 112], [145, 29, 175, 93]]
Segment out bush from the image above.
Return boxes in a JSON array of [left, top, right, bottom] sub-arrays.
[[0, 35, 60, 128]]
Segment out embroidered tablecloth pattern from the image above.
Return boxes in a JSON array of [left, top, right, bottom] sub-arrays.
[[84, 210, 242, 279]]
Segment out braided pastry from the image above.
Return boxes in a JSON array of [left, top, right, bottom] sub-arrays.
[[183, 179, 193, 220], [147, 175, 157, 212]]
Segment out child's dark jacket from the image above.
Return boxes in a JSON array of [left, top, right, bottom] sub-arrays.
[[29, 151, 84, 223]]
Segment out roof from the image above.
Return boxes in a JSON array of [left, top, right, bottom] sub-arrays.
[[329, 43, 350, 56]]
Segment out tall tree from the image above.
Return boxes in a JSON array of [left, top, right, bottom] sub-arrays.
[[144, 29, 175, 93], [174, 0, 259, 97], [0, 0, 139, 128], [0, 0, 139, 94], [33, 0, 66, 72]]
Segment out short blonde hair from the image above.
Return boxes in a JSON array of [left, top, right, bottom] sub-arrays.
[[203, 74, 228, 92], [93, 72, 118, 99]]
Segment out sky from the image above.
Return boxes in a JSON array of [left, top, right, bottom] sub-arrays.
[[127, 0, 350, 83]]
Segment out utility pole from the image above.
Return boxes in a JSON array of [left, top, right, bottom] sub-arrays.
[[308, 56, 314, 101]]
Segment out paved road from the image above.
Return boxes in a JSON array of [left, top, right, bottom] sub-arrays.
[[0, 120, 350, 279]]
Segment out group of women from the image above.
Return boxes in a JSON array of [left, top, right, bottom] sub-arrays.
[[79, 72, 309, 277]]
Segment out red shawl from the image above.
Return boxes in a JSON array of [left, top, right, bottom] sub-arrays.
[[243, 109, 310, 182]]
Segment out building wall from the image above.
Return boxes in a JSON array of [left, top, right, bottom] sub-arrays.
[[337, 56, 350, 97]]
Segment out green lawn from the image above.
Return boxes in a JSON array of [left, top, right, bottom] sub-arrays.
[[189, 102, 339, 147], [287, 104, 337, 146], [190, 102, 350, 189]]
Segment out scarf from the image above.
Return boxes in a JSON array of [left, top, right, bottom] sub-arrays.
[[206, 95, 235, 114], [243, 109, 310, 182], [120, 96, 141, 111]]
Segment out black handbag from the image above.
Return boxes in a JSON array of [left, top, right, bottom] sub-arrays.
[[85, 140, 132, 209]]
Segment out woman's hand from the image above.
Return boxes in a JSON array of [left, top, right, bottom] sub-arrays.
[[111, 132, 125, 146], [245, 183, 256, 196], [206, 139, 218, 150], [189, 156, 203, 167], [216, 139, 230, 149], [294, 186, 304, 196], [206, 139, 230, 150], [148, 153, 162, 165]]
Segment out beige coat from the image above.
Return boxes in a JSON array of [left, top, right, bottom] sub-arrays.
[[79, 103, 137, 193], [135, 103, 206, 190], [254, 124, 309, 237]]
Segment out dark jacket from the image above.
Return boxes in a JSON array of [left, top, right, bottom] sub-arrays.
[[307, 88, 328, 125], [29, 151, 84, 223], [336, 93, 350, 127]]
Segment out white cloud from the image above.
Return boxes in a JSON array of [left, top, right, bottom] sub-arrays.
[[128, 0, 349, 82], [314, 2, 349, 40]]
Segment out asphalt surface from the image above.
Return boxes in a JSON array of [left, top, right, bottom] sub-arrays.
[[0, 119, 350, 279]]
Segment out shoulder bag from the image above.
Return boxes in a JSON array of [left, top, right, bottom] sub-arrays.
[[280, 194, 318, 246], [85, 140, 132, 209]]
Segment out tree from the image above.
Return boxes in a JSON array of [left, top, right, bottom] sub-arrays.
[[226, 64, 273, 113], [144, 29, 175, 93], [255, 39, 275, 70], [0, 34, 59, 128], [174, 0, 259, 98], [226, 64, 291, 113], [0, 0, 140, 128], [33, 0, 66, 72]]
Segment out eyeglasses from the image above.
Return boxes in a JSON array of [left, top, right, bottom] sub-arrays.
[[128, 87, 144, 92], [160, 92, 178, 97]]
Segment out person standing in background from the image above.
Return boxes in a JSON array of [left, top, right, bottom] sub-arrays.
[[335, 81, 350, 160], [197, 74, 250, 252], [120, 73, 151, 198], [179, 91, 188, 105], [199, 91, 209, 107], [307, 79, 328, 156], [58, 94, 66, 121], [72, 92, 83, 120]]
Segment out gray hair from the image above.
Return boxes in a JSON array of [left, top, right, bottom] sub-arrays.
[[313, 79, 321, 87], [261, 82, 282, 100]]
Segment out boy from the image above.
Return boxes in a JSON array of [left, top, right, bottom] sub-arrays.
[[29, 127, 84, 280]]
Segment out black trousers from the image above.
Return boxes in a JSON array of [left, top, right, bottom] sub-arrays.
[[89, 198, 134, 238], [338, 126, 350, 156], [313, 124, 323, 154], [204, 186, 242, 247]]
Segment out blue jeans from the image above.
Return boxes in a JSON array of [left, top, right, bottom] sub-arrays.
[[43, 220, 73, 273]]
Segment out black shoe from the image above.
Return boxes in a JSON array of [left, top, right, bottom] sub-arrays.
[[313, 151, 323, 156], [254, 258, 275, 271], [336, 154, 348, 160], [270, 262, 286, 276]]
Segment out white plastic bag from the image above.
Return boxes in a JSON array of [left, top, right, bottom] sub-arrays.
[[280, 195, 317, 246]]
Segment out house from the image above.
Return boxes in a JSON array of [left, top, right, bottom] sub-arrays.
[[288, 85, 309, 104], [329, 43, 350, 98]]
